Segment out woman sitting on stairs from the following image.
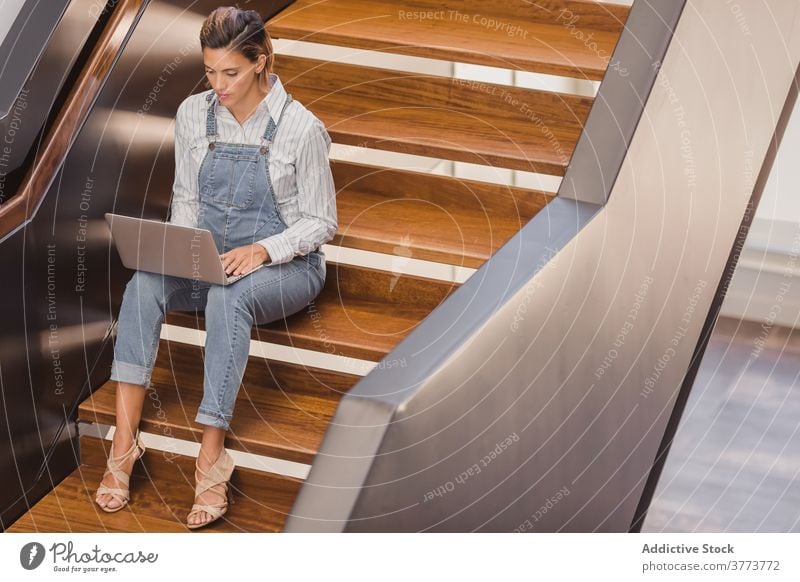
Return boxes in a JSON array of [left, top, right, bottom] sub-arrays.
[[95, 6, 337, 529]]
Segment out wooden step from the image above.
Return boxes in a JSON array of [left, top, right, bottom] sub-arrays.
[[276, 55, 594, 174], [7, 434, 301, 532], [332, 160, 554, 267], [269, 0, 629, 81], [166, 262, 459, 362], [78, 340, 359, 464]]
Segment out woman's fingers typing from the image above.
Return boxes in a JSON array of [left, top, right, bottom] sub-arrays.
[[220, 245, 261, 276], [222, 252, 245, 275]]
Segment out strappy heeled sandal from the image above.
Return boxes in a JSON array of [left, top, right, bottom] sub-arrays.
[[95, 428, 146, 513], [186, 448, 235, 530]]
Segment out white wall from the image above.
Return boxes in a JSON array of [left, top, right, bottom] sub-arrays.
[[719, 100, 800, 329], [755, 100, 800, 225]]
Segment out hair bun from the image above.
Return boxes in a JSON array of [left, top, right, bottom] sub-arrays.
[[243, 9, 263, 23]]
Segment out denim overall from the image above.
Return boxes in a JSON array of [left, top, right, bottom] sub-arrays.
[[200, 90, 291, 253], [110, 90, 326, 431]]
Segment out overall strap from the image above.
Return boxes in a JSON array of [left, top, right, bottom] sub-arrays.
[[205, 91, 217, 148], [259, 93, 293, 154]]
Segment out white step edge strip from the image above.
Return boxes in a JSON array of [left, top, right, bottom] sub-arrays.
[[79, 422, 311, 481], [160, 322, 376, 377], [321, 243, 476, 284]]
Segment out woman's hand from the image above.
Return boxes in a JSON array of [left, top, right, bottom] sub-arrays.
[[220, 244, 269, 276]]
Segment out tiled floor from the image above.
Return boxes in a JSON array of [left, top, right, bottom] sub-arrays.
[[643, 316, 800, 532]]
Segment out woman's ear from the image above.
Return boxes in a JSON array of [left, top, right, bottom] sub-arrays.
[[257, 53, 267, 75]]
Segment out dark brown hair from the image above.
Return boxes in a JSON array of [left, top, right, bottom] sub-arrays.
[[199, 6, 274, 81]]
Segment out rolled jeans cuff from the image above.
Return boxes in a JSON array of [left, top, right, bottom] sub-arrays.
[[195, 409, 232, 431], [110, 360, 152, 388]]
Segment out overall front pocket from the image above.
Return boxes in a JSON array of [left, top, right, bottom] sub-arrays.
[[206, 154, 259, 209]]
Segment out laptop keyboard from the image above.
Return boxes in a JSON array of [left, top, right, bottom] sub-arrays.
[[225, 263, 265, 284]]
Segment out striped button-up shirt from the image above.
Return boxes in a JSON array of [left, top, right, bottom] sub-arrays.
[[168, 73, 337, 265]]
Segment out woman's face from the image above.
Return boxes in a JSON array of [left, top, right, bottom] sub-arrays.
[[202, 47, 265, 107]]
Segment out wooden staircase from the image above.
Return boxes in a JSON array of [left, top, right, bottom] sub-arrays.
[[8, 0, 629, 532]]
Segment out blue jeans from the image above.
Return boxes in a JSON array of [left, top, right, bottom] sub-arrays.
[[109, 251, 325, 430]]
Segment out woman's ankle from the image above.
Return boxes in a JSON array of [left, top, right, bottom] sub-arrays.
[[197, 445, 223, 469], [111, 428, 137, 452]]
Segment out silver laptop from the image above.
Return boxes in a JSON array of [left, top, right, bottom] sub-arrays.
[[105, 213, 265, 285]]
